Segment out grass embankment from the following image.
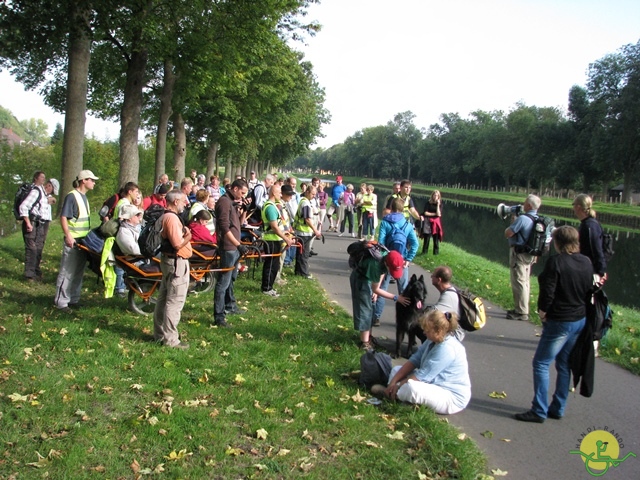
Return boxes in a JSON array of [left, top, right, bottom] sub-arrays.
[[0, 223, 487, 479], [411, 242, 640, 376]]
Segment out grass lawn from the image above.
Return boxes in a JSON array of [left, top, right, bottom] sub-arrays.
[[412, 242, 640, 376], [0, 222, 487, 479]]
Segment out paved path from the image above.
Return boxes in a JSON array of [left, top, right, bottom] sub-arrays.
[[309, 232, 640, 479]]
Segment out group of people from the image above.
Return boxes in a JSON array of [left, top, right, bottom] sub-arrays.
[[352, 190, 608, 419], [503, 193, 609, 423], [19, 168, 608, 420]]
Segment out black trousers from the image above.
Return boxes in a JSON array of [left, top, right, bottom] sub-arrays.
[[261, 240, 283, 291]]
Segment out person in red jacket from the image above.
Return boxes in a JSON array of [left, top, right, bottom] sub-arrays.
[[188, 210, 217, 245]]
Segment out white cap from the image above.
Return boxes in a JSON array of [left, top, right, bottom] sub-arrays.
[[48, 178, 60, 195], [119, 204, 143, 220]]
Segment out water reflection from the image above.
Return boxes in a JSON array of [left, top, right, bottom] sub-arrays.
[[374, 189, 638, 309]]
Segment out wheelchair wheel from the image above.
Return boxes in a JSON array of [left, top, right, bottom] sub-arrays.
[[128, 279, 159, 316], [189, 271, 216, 294]]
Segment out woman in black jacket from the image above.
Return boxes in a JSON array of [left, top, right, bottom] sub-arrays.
[[514, 226, 593, 423], [573, 194, 607, 280]]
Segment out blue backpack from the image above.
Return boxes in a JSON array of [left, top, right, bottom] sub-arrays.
[[386, 220, 409, 257]]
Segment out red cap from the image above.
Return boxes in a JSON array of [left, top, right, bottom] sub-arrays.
[[385, 250, 404, 279]]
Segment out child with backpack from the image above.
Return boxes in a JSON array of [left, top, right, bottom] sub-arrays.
[[372, 197, 420, 326]]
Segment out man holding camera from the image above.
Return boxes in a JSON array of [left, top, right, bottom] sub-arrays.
[[504, 194, 541, 322], [213, 178, 249, 327]]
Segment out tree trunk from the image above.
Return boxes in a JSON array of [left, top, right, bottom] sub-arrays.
[[155, 59, 175, 182], [119, 48, 147, 185], [205, 141, 219, 180], [224, 157, 232, 181], [173, 113, 186, 181], [61, 4, 91, 200]]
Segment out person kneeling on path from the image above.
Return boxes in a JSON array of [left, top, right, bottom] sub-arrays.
[[153, 191, 192, 350], [514, 226, 592, 423], [350, 249, 410, 350], [371, 309, 471, 414]]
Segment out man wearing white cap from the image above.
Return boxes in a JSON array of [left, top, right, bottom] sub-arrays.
[[54, 170, 99, 313]]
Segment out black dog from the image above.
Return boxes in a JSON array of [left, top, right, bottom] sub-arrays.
[[395, 274, 428, 358]]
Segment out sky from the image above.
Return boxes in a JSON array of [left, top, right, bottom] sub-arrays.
[[1, 0, 639, 149]]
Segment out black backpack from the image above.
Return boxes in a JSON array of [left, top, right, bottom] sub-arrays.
[[98, 193, 120, 222], [13, 183, 42, 220], [347, 240, 388, 270], [516, 214, 555, 256], [359, 350, 392, 389], [138, 207, 172, 258]]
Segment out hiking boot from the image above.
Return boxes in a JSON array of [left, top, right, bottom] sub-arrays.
[[372, 317, 381, 327], [170, 342, 190, 350], [506, 311, 528, 321], [370, 384, 387, 398], [262, 289, 280, 297], [57, 306, 74, 314], [514, 410, 545, 423], [359, 341, 373, 351], [215, 319, 231, 328]]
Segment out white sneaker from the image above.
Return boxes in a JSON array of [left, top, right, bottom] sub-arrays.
[[351, 233, 356, 237], [262, 289, 280, 297], [338, 232, 344, 237]]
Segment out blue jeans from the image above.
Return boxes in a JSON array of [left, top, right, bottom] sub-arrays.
[[373, 268, 409, 320], [115, 266, 126, 293], [531, 318, 585, 418], [214, 249, 240, 323]]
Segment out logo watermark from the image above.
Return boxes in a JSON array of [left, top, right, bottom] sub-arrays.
[[570, 426, 636, 477]]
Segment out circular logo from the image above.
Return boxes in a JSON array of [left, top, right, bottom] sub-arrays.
[[578, 431, 620, 474]]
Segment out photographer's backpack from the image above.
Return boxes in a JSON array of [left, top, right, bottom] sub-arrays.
[[517, 214, 555, 256]]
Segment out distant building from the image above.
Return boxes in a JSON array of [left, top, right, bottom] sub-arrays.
[[0, 128, 24, 147]]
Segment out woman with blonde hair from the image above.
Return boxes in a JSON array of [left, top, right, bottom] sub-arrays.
[[573, 194, 607, 280], [372, 309, 471, 414]]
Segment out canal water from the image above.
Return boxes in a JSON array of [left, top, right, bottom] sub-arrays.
[[375, 190, 639, 309]]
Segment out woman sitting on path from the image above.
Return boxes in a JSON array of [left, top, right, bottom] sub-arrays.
[[372, 309, 471, 414]]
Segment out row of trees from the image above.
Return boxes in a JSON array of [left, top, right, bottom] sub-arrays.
[[294, 40, 640, 202], [0, 0, 329, 197]]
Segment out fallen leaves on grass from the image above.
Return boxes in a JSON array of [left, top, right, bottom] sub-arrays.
[[164, 449, 193, 461], [363, 441, 381, 448], [256, 428, 268, 440], [491, 468, 508, 476], [234, 373, 246, 385], [386, 431, 405, 440]]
